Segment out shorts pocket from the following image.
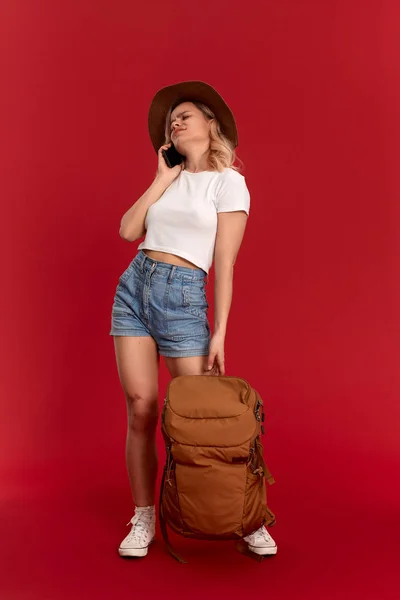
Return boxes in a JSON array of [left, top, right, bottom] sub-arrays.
[[182, 279, 208, 319], [115, 262, 140, 304], [118, 261, 135, 284]]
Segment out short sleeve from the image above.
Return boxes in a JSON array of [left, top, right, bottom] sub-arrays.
[[215, 169, 250, 215]]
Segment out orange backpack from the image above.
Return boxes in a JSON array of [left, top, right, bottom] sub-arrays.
[[159, 375, 276, 562]]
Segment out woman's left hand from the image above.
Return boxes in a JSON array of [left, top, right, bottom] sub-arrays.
[[206, 333, 225, 376]]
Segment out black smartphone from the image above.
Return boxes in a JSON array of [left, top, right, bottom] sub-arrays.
[[162, 143, 185, 168]]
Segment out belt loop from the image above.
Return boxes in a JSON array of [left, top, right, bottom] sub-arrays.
[[168, 265, 176, 284]]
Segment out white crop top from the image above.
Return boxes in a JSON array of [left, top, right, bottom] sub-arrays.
[[138, 167, 250, 273]]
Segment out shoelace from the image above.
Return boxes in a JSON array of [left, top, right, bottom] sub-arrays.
[[125, 514, 152, 544], [260, 527, 274, 543]]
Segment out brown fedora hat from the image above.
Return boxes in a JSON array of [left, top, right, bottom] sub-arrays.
[[148, 80, 238, 153]]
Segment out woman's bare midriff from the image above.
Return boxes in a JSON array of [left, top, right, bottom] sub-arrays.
[[143, 249, 199, 269]]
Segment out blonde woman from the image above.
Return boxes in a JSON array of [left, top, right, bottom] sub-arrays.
[[110, 81, 277, 558]]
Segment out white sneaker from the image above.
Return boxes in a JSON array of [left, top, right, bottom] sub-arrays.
[[243, 525, 278, 555], [118, 508, 156, 558]]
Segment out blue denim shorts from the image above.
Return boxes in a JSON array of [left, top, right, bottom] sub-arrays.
[[109, 250, 210, 358]]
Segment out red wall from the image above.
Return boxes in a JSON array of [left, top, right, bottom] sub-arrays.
[[1, 1, 399, 598]]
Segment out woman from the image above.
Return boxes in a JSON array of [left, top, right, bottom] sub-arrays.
[[109, 81, 277, 558]]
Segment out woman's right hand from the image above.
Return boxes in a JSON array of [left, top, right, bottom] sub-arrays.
[[156, 143, 183, 186]]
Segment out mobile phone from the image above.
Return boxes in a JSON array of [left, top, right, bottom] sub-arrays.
[[162, 143, 185, 168]]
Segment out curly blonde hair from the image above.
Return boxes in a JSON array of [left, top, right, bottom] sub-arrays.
[[163, 100, 244, 173]]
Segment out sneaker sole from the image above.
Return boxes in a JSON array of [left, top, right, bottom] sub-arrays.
[[248, 544, 278, 556], [118, 539, 154, 558]]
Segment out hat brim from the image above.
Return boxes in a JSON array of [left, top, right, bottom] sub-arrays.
[[148, 80, 238, 152]]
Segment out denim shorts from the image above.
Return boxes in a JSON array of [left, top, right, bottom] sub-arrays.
[[109, 250, 210, 358]]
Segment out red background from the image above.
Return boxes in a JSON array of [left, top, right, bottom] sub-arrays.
[[1, 1, 399, 598]]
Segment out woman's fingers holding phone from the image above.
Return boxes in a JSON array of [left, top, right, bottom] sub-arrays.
[[158, 145, 169, 165], [157, 144, 182, 184], [158, 143, 172, 163], [158, 143, 172, 154]]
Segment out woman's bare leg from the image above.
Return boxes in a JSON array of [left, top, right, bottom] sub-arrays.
[[113, 336, 159, 507], [164, 355, 211, 378]]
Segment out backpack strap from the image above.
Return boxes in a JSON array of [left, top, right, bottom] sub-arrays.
[[159, 460, 187, 564], [255, 438, 276, 485]]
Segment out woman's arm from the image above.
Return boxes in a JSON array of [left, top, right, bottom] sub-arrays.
[[119, 144, 183, 241], [119, 176, 169, 242], [207, 211, 248, 374]]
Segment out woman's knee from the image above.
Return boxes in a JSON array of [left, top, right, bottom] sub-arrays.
[[126, 392, 158, 433]]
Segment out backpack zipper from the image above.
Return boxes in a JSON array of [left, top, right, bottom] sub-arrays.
[[255, 399, 261, 421]]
